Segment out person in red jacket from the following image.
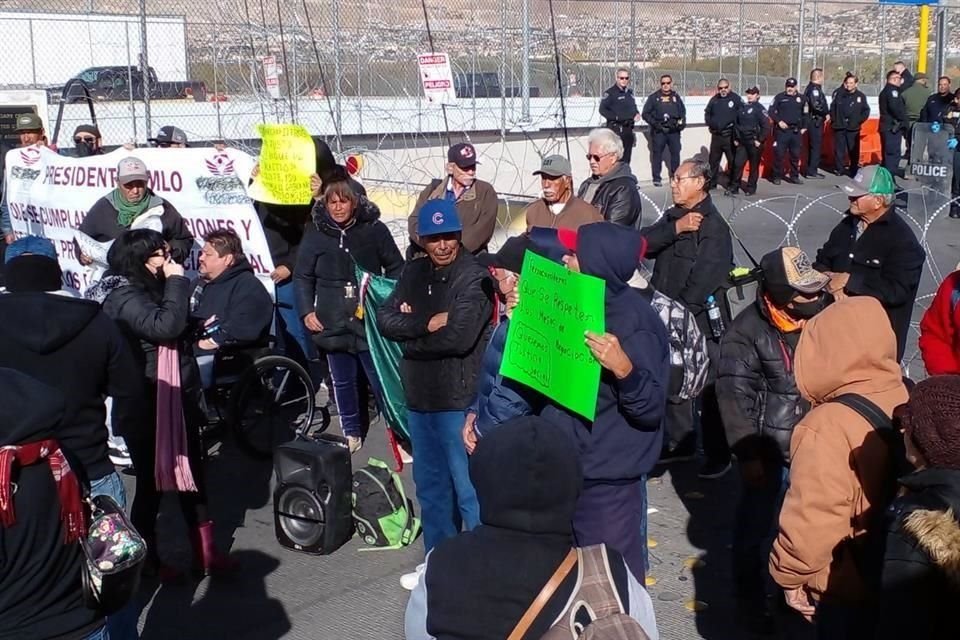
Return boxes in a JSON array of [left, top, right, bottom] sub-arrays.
[[919, 271, 960, 374]]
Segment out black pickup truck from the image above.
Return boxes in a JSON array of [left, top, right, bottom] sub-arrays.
[[48, 66, 207, 103]]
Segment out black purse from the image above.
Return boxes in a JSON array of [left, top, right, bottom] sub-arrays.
[[80, 494, 147, 614]]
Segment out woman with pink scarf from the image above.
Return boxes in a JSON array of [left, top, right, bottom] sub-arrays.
[[86, 229, 236, 580]]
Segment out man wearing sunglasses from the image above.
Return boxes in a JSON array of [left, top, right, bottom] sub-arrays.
[[641, 74, 686, 187], [599, 68, 640, 165], [71, 124, 103, 158], [813, 164, 924, 361], [704, 78, 742, 190]]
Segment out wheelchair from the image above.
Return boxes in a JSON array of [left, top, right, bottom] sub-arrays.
[[199, 309, 326, 460]]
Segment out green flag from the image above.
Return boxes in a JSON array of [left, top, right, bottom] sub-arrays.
[[356, 267, 410, 444]]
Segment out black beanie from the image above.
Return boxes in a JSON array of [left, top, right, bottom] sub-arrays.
[[903, 375, 960, 470], [5, 255, 63, 293]]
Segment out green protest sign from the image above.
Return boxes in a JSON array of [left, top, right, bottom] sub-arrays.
[[500, 250, 605, 420]]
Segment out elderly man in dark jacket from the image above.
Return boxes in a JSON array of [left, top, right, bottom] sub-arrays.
[[717, 247, 832, 632], [815, 165, 925, 361], [640, 156, 734, 478], [577, 128, 643, 227], [541, 222, 669, 581], [378, 199, 494, 559]]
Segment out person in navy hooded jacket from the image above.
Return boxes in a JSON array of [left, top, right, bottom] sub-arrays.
[[541, 221, 670, 581]]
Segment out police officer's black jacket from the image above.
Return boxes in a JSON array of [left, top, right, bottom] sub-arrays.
[[642, 90, 686, 133], [640, 194, 733, 335], [717, 293, 807, 467], [921, 92, 954, 123], [813, 206, 925, 361], [880, 82, 909, 132], [769, 91, 806, 129], [830, 88, 871, 131], [804, 82, 830, 121], [377, 251, 494, 412], [705, 92, 743, 134], [599, 85, 639, 125], [734, 101, 771, 143]]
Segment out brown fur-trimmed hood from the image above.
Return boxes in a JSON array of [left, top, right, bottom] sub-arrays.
[[903, 508, 960, 585]]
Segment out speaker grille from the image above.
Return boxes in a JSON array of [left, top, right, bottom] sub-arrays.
[[276, 485, 326, 548]]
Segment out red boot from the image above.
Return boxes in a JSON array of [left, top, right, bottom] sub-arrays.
[[191, 521, 239, 577]]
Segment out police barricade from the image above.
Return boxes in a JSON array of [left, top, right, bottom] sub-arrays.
[[907, 122, 954, 218]]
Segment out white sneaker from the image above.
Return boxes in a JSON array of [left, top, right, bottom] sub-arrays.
[[109, 443, 133, 468], [400, 563, 426, 590], [398, 444, 413, 464]]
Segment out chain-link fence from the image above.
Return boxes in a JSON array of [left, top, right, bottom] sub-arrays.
[[1, 0, 958, 150]]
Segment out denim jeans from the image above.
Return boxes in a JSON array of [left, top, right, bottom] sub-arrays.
[[89, 473, 139, 640], [407, 409, 480, 553], [732, 464, 789, 605], [83, 625, 110, 640], [327, 351, 384, 439]]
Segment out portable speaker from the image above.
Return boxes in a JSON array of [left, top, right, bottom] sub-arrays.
[[273, 433, 354, 555]]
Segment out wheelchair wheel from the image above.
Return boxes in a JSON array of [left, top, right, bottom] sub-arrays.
[[230, 355, 317, 459]]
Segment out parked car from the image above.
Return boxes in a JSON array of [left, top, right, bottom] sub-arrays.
[[453, 71, 540, 98], [48, 66, 207, 103]]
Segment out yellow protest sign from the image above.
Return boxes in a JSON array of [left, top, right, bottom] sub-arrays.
[[247, 124, 316, 205]]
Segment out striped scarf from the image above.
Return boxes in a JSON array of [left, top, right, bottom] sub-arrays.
[[0, 439, 85, 544]]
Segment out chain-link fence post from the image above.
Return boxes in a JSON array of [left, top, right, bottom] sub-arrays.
[[139, 0, 152, 136], [738, 0, 744, 92], [881, 4, 887, 75], [797, 0, 805, 81], [333, 0, 342, 138], [521, 0, 531, 123]]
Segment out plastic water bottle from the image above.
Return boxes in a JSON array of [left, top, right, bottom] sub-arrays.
[[706, 295, 725, 339]]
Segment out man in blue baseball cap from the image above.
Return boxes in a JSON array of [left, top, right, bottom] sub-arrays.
[[378, 198, 496, 589]]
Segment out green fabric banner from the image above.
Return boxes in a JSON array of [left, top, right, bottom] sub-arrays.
[[356, 267, 410, 444], [499, 251, 605, 420]]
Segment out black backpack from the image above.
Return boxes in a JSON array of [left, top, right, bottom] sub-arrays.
[[830, 393, 908, 590], [351, 458, 420, 549]]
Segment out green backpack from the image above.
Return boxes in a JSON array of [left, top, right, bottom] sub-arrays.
[[351, 458, 421, 550]]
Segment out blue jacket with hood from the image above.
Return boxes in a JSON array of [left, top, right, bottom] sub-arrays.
[[541, 222, 670, 483]]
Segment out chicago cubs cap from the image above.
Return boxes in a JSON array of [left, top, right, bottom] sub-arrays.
[[5, 235, 57, 263], [417, 199, 462, 237], [15, 113, 43, 131], [447, 143, 480, 168], [838, 165, 896, 198]]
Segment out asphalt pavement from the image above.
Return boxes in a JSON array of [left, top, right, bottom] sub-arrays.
[[127, 171, 960, 639]]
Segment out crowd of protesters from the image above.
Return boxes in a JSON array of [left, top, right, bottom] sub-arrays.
[[0, 100, 959, 640]]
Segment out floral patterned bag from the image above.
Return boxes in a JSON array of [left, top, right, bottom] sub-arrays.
[[80, 494, 147, 614]]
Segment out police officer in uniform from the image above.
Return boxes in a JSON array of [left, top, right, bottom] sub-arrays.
[[642, 74, 686, 187], [728, 86, 770, 197], [599, 68, 640, 165], [879, 69, 907, 176], [830, 73, 871, 177], [941, 90, 960, 218], [704, 78, 742, 190], [768, 77, 807, 185], [803, 68, 829, 179], [921, 76, 954, 124]]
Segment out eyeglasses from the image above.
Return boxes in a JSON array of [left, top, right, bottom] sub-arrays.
[[670, 174, 699, 183], [661, 81, 672, 86], [155, 142, 172, 148], [717, 86, 730, 90], [586, 152, 614, 162], [618, 76, 630, 81], [74, 136, 96, 144]]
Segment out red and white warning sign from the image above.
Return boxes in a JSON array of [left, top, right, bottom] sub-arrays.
[[417, 52, 457, 105], [262, 55, 281, 100]]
